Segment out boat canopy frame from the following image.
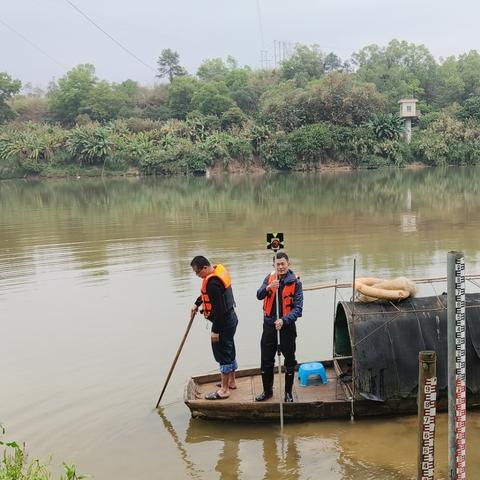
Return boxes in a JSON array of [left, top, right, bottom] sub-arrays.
[[333, 286, 480, 403]]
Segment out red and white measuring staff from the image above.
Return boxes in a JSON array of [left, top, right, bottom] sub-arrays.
[[454, 257, 466, 479], [420, 376, 437, 480]]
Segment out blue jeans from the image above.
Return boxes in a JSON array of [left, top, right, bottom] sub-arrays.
[[211, 310, 238, 373]]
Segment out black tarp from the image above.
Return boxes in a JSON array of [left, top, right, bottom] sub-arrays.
[[334, 293, 480, 401]]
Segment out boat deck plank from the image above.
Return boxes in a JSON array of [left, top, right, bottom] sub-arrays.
[[191, 366, 347, 403]]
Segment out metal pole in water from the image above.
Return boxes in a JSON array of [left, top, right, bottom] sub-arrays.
[[266, 233, 285, 435], [447, 251, 466, 480], [417, 350, 437, 480], [275, 253, 284, 433]]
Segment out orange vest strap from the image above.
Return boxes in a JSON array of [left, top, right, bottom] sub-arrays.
[[200, 264, 232, 319], [263, 271, 298, 317]]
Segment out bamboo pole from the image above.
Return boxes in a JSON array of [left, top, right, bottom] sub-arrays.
[[303, 273, 480, 292], [155, 310, 196, 408]]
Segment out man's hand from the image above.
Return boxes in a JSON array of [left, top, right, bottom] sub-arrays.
[[274, 318, 284, 330], [211, 332, 220, 343], [191, 304, 199, 317], [267, 279, 279, 291]]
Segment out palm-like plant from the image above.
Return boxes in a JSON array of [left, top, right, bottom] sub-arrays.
[[0, 123, 66, 162], [65, 124, 113, 165], [370, 113, 405, 140]]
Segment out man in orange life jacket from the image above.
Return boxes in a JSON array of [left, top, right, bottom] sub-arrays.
[[255, 252, 303, 403], [191, 256, 238, 400]]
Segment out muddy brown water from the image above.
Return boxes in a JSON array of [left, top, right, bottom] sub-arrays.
[[2, 169, 480, 479]]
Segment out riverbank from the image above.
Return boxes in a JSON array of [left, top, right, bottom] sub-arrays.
[[2, 108, 480, 181], [0, 160, 410, 181], [0, 430, 84, 480]]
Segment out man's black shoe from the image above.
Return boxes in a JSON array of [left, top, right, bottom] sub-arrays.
[[284, 392, 294, 403], [255, 391, 273, 402]]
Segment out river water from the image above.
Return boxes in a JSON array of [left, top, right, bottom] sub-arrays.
[[1, 168, 480, 479]]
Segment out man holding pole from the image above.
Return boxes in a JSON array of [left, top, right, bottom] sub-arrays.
[[190, 256, 238, 400], [255, 252, 303, 403]]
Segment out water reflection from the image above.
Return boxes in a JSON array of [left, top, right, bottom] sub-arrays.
[[184, 418, 301, 480], [2, 167, 480, 293], [178, 411, 480, 479], [181, 415, 406, 479], [158, 408, 203, 479], [400, 188, 417, 233]]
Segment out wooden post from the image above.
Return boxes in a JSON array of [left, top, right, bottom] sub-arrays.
[[447, 251, 467, 480], [417, 351, 437, 480], [350, 258, 356, 421]]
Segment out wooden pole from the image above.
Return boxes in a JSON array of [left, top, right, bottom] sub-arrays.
[[417, 350, 437, 480], [350, 259, 356, 421], [332, 279, 338, 355], [155, 310, 196, 408], [447, 251, 467, 480]]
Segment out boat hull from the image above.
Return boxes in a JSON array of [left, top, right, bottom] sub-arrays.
[[184, 362, 480, 421]]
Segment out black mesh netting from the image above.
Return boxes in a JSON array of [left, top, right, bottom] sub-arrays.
[[334, 293, 480, 401]]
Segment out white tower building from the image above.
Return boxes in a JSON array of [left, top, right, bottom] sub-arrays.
[[398, 98, 419, 144]]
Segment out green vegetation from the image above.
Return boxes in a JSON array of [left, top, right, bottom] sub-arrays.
[[2, 40, 480, 178], [0, 73, 22, 124], [0, 427, 85, 480]]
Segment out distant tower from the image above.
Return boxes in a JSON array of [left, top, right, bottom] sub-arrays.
[[398, 98, 419, 144]]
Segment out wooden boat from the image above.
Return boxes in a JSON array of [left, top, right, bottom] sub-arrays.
[[184, 291, 480, 421], [185, 359, 353, 421]]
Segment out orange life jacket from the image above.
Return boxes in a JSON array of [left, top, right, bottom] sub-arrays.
[[201, 264, 234, 319], [263, 271, 298, 317]]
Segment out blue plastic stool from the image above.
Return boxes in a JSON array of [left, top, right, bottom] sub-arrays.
[[298, 362, 327, 386]]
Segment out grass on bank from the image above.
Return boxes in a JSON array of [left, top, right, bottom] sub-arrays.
[[0, 426, 86, 480]]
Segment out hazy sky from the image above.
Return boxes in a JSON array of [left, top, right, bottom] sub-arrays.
[[2, 0, 479, 88]]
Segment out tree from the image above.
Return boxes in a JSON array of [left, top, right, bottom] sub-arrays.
[[460, 95, 480, 120], [259, 73, 386, 130], [224, 66, 257, 114], [258, 81, 305, 130], [323, 52, 344, 73], [0, 72, 22, 123], [221, 106, 246, 130], [156, 49, 187, 83], [435, 56, 464, 106], [9, 95, 49, 123], [280, 44, 325, 84], [138, 83, 171, 120], [352, 40, 437, 107], [191, 81, 235, 117], [457, 50, 480, 97], [298, 73, 387, 125], [197, 58, 229, 82], [248, 69, 281, 100], [47, 64, 97, 125], [167, 76, 198, 119], [86, 80, 126, 122]]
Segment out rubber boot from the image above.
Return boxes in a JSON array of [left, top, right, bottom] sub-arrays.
[[284, 367, 295, 403], [255, 368, 274, 401]]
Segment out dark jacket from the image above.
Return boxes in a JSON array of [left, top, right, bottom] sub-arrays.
[[256, 269, 303, 327], [195, 277, 235, 334]]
